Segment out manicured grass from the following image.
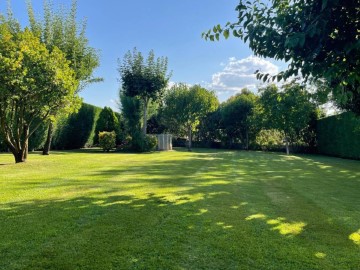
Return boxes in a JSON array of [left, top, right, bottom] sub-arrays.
[[0, 148, 359, 269]]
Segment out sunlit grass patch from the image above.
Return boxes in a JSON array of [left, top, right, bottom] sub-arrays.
[[0, 148, 359, 269], [349, 230, 360, 245]]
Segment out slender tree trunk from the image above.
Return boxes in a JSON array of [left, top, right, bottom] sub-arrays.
[[42, 122, 53, 155], [142, 98, 148, 136], [24, 140, 28, 160], [188, 126, 192, 151], [285, 137, 290, 155]]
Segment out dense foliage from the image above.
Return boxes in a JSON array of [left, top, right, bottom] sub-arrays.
[[192, 82, 320, 154], [94, 107, 121, 144], [118, 48, 170, 135], [52, 103, 101, 150], [204, 0, 360, 114], [26, 0, 101, 154], [220, 89, 258, 149], [162, 84, 219, 150], [258, 83, 317, 154], [99, 131, 116, 152], [317, 112, 360, 159], [131, 133, 158, 152], [0, 24, 78, 163], [255, 129, 284, 152]]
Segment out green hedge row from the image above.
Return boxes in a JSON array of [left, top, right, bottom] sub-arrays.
[[0, 103, 122, 152], [52, 103, 102, 150], [317, 112, 360, 159]]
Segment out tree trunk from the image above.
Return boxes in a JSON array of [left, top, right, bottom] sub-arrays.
[[13, 149, 26, 163], [142, 99, 148, 136], [188, 127, 192, 151], [42, 122, 53, 155], [285, 137, 290, 155], [7, 128, 29, 163], [24, 139, 28, 160]]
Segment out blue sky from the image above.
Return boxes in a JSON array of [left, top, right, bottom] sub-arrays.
[[0, 0, 285, 111]]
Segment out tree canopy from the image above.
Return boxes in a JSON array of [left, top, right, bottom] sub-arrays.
[[204, 0, 360, 114], [26, 0, 100, 89], [118, 48, 170, 135], [162, 84, 219, 150], [258, 82, 317, 154], [25, 0, 101, 155], [0, 24, 78, 162], [221, 89, 258, 148]]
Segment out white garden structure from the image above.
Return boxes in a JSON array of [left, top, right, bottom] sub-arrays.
[[156, 134, 172, 151]]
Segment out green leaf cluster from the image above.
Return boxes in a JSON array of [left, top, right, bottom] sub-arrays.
[[162, 84, 219, 136], [0, 23, 78, 162], [99, 131, 116, 152], [220, 89, 258, 147], [204, 0, 360, 114], [51, 103, 101, 150], [94, 107, 121, 144], [258, 82, 317, 145], [317, 112, 360, 159], [118, 48, 171, 135], [26, 0, 100, 90]]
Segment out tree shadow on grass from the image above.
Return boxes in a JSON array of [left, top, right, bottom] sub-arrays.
[[0, 150, 359, 269]]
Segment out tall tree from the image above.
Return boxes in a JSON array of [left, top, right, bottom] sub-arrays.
[[221, 89, 258, 149], [258, 82, 317, 154], [26, 0, 101, 155], [0, 24, 78, 163], [196, 109, 223, 147], [162, 84, 219, 150], [204, 0, 360, 114], [119, 93, 142, 139], [118, 48, 170, 135]]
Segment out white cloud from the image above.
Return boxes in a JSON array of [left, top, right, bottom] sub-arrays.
[[207, 56, 280, 95]]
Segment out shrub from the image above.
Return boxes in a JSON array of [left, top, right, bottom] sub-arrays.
[[131, 132, 157, 152], [145, 135, 158, 151], [99, 131, 116, 152], [255, 129, 284, 151], [94, 107, 123, 144]]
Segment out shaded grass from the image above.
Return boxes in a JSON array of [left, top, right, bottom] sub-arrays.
[[0, 148, 359, 269]]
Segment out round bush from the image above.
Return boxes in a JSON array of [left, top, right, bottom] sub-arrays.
[[99, 131, 116, 152]]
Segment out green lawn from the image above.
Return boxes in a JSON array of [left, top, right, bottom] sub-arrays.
[[0, 149, 359, 270]]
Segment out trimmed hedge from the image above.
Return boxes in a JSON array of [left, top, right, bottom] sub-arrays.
[[317, 112, 360, 159], [94, 107, 122, 145], [0, 103, 124, 152], [52, 103, 102, 150]]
